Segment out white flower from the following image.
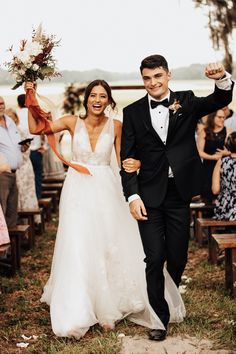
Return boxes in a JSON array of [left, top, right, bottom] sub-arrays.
[[24, 41, 42, 56], [117, 333, 125, 338], [15, 50, 31, 64], [18, 68, 26, 75], [32, 64, 39, 71], [25, 61, 33, 68]]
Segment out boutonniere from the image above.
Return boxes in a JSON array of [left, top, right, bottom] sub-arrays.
[[168, 99, 182, 114]]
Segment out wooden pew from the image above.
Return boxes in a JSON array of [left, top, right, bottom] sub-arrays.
[[212, 233, 236, 298], [196, 218, 236, 263], [43, 177, 65, 184], [17, 208, 44, 247], [41, 190, 59, 213], [42, 183, 63, 198], [38, 197, 53, 222], [0, 224, 30, 275], [190, 202, 215, 240]]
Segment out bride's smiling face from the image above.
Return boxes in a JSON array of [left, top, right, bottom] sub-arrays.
[[87, 85, 109, 116]]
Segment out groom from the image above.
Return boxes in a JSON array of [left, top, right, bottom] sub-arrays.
[[120, 54, 234, 341]]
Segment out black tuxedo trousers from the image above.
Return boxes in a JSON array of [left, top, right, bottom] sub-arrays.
[[138, 178, 190, 328]]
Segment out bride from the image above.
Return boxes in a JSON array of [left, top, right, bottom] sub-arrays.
[[25, 80, 185, 339]]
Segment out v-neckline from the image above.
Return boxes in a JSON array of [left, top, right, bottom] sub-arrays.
[[82, 118, 109, 153]]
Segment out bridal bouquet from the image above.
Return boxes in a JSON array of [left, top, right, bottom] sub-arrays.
[[5, 24, 61, 90]]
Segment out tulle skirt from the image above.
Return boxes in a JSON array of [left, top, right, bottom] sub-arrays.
[[41, 165, 185, 338]]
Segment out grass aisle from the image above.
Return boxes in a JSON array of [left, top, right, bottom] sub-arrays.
[[0, 217, 235, 354]]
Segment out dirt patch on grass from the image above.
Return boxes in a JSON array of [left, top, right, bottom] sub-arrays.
[[121, 335, 235, 354]]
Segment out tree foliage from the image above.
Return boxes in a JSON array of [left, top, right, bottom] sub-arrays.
[[194, 0, 236, 73]]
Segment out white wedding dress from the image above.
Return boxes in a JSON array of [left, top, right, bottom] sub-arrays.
[[40, 116, 186, 338]]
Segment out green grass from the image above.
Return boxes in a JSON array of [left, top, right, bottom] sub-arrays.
[[0, 219, 235, 353]]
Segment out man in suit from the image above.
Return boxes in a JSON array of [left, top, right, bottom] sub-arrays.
[[120, 54, 233, 341]]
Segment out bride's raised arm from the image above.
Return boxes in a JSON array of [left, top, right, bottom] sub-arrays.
[[25, 82, 76, 136]]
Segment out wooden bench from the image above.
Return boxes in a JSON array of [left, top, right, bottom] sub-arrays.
[[196, 218, 236, 262], [42, 183, 63, 198], [0, 224, 30, 275], [190, 202, 215, 240], [42, 190, 59, 213], [43, 177, 65, 184], [212, 233, 236, 298], [38, 197, 53, 222], [17, 208, 44, 247]]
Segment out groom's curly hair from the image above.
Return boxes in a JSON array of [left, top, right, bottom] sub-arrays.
[[140, 54, 169, 73]]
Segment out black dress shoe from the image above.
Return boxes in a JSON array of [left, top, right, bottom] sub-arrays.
[[149, 329, 167, 341]]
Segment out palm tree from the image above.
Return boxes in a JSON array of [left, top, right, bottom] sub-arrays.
[[193, 0, 236, 73]]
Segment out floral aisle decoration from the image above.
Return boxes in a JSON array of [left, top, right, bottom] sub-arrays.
[[5, 24, 61, 89], [62, 83, 85, 115]]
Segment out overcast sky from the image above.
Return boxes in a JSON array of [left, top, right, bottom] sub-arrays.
[[1, 0, 235, 73]]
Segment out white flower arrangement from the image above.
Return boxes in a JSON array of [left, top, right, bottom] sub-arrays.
[[5, 24, 61, 90]]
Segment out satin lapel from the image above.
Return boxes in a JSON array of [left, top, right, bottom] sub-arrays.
[[166, 91, 179, 143], [139, 95, 164, 144]]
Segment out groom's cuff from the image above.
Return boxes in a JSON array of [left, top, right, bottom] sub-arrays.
[[128, 194, 141, 203], [215, 71, 232, 90]]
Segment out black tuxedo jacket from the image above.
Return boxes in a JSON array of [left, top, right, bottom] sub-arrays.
[[120, 84, 234, 207]]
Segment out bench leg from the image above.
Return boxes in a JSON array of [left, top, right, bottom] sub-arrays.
[[27, 215, 35, 248], [225, 248, 236, 297], [10, 235, 21, 275], [208, 227, 219, 264]]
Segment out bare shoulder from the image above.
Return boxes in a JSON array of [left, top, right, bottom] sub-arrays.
[[113, 119, 122, 138], [113, 119, 122, 128]]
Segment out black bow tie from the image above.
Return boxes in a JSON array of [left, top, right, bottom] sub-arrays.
[[150, 98, 169, 109]]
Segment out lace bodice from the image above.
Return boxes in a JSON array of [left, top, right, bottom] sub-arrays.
[[71, 116, 114, 166]]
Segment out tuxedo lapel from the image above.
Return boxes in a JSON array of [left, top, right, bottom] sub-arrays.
[[166, 91, 180, 143]]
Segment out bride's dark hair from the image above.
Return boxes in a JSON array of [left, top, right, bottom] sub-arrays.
[[80, 79, 116, 119]]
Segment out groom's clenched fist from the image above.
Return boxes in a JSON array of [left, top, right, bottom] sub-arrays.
[[205, 62, 225, 80], [129, 199, 148, 221]]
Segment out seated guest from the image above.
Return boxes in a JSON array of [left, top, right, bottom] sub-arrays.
[[212, 132, 236, 221]]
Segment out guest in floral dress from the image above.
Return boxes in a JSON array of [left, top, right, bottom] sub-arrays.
[[6, 109, 40, 224], [212, 132, 236, 221]]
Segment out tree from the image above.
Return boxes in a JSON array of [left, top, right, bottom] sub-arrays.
[[193, 0, 236, 73]]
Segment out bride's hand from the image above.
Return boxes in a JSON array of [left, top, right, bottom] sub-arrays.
[[24, 81, 37, 92], [122, 158, 141, 173]]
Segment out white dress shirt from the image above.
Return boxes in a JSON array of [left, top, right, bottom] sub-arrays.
[[128, 73, 233, 203], [0, 115, 22, 170], [17, 107, 42, 151]]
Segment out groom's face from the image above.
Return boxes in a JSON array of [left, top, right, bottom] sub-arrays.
[[141, 67, 171, 100]]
